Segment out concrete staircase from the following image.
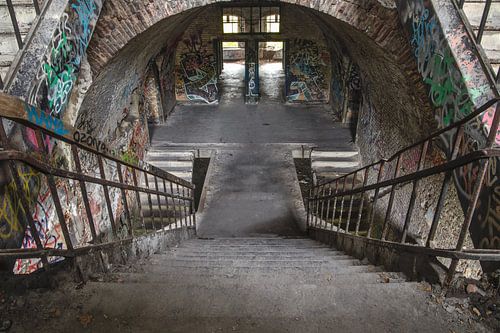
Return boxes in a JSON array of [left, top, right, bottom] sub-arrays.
[[136, 149, 195, 231], [462, 0, 500, 76], [65, 237, 479, 331], [311, 149, 360, 184], [145, 149, 195, 183], [0, 0, 39, 84]]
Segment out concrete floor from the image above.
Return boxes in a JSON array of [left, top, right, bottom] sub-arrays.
[[150, 68, 353, 236], [196, 145, 306, 237], [149, 104, 353, 148]]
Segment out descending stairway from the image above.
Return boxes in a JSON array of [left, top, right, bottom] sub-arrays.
[[462, 0, 500, 76], [0, 0, 39, 84], [136, 149, 196, 231], [311, 149, 360, 184], [39, 237, 481, 332], [145, 149, 195, 183]]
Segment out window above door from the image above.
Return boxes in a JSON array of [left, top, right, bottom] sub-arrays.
[[222, 6, 281, 35]]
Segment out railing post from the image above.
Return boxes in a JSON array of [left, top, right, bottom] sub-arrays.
[[381, 155, 403, 241], [71, 144, 98, 243], [345, 171, 358, 234], [116, 162, 132, 236], [143, 170, 157, 231], [476, 0, 492, 44], [367, 161, 385, 238], [401, 141, 429, 243], [355, 168, 369, 236], [426, 127, 465, 247], [97, 156, 118, 238], [153, 175, 165, 230], [6, 0, 23, 49], [191, 186, 196, 228], [330, 180, 339, 231], [132, 169, 146, 232]]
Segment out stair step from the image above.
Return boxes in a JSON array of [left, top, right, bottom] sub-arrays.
[[103, 271, 407, 285], [143, 264, 384, 275]]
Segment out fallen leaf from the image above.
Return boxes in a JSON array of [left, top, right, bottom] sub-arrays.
[[78, 313, 93, 328]]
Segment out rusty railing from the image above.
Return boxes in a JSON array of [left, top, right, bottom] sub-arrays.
[[1, 0, 46, 90], [0, 93, 196, 272], [454, 0, 500, 83], [306, 98, 500, 283]]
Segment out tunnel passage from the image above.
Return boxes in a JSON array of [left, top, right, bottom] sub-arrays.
[[75, 0, 441, 243], [3, 0, 497, 274]]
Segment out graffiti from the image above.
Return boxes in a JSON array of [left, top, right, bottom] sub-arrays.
[[26, 105, 69, 136], [28, 0, 101, 116], [73, 130, 111, 154], [401, 0, 500, 256], [0, 168, 41, 241], [286, 39, 329, 102], [176, 30, 218, 104], [247, 63, 259, 97], [13, 182, 69, 274]]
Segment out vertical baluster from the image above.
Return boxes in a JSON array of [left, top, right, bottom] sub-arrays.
[[337, 177, 348, 232], [355, 168, 369, 236], [191, 185, 197, 228], [170, 181, 179, 228], [153, 175, 164, 230], [401, 141, 429, 243], [330, 180, 339, 231], [132, 169, 146, 232], [367, 161, 385, 238], [381, 155, 402, 240], [477, 0, 492, 43], [32, 0, 40, 15], [314, 185, 323, 228], [324, 183, 333, 229], [162, 179, 171, 227], [97, 156, 118, 237], [426, 127, 464, 247], [345, 171, 358, 234], [116, 162, 132, 236], [143, 171, 156, 231], [6, 0, 23, 49], [319, 183, 328, 227], [180, 184, 188, 227], [71, 145, 98, 242]]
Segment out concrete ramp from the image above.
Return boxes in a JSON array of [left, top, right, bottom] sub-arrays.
[[197, 144, 306, 237]]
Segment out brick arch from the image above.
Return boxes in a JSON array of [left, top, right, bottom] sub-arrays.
[[87, 0, 409, 76]]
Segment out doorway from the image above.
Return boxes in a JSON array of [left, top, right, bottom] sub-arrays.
[[220, 41, 246, 104], [258, 41, 285, 103]]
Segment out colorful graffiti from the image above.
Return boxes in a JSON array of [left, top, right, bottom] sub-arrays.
[[247, 63, 259, 98], [28, 0, 102, 116], [176, 30, 218, 104], [287, 39, 330, 102], [400, 0, 500, 258], [0, 168, 41, 243]]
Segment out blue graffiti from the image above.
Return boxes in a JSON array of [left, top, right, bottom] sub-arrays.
[[26, 106, 69, 136]]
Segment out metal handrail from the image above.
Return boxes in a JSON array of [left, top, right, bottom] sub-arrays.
[[306, 98, 500, 284], [454, 0, 500, 84], [0, 93, 196, 270], [1, 0, 45, 90]]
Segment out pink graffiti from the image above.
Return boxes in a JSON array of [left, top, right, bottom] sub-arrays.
[[481, 109, 500, 145]]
